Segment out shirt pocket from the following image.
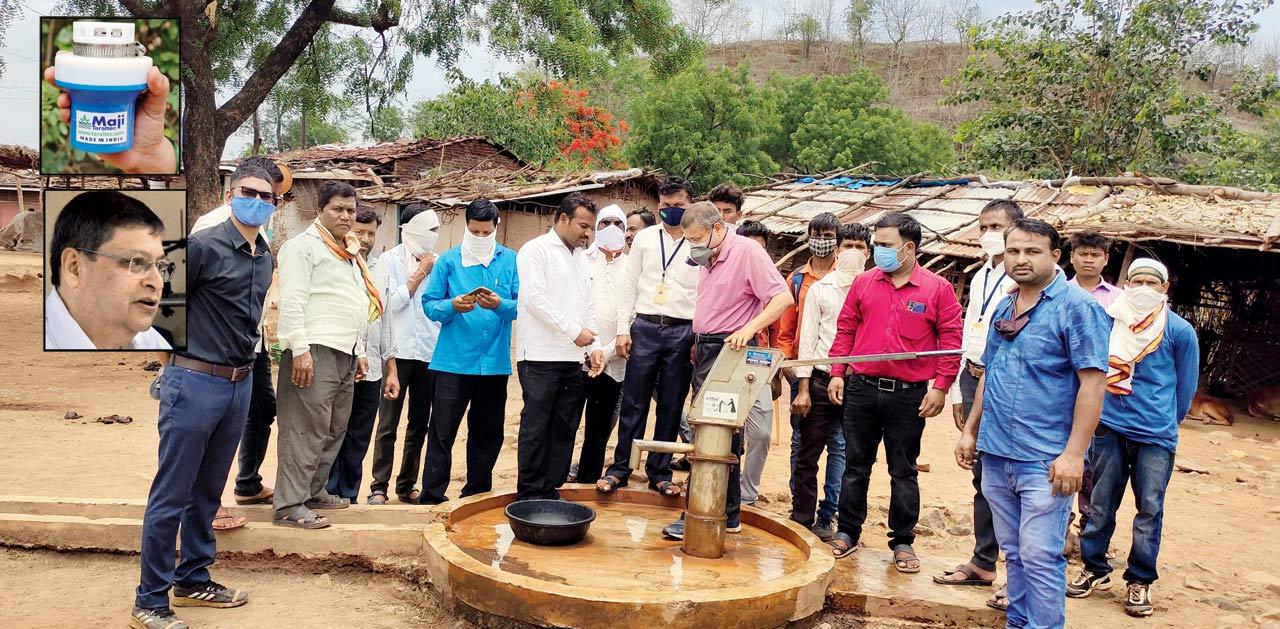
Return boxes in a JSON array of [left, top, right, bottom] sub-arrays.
[[899, 310, 933, 340]]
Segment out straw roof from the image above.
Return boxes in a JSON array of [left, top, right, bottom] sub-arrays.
[[0, 145, 37, 170], [262, 136, 526, 170], [357, 166, 656, 207], [741, 174, 1280, 261]]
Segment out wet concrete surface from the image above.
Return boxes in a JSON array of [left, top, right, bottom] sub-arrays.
[[447, 500, 807, 591]]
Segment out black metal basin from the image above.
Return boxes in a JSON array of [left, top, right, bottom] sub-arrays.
[[504, 499, 596, 546]]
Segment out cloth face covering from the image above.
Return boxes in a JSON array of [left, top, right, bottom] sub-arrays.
[[595, 225, 625, 254], [659, 206, 685, 227], [1104, 285, 1169, 395], [401, 210, 441, 272], [809, 237, 837, 258], [980, 230, 1006, 256], [462, 229, 497, 267], [834, 248, 867, 287]]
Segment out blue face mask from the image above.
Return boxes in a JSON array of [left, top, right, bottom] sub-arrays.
[[659, 206, 685, 227], [230, 195, 276, 227], [873, 244, 904, 273]]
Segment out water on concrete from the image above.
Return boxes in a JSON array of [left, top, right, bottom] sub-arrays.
[[448, 500, 808, 591]]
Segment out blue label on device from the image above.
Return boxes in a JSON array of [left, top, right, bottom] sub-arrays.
[[745, 349, 772, 367]]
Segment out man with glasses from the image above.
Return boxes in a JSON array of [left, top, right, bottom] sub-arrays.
[[273, 181, 382, 529], [46, 190, 173, 350], [131, 162, 275, 629]]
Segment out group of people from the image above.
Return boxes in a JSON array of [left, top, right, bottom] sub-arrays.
[[118, 160, 1199, 629]]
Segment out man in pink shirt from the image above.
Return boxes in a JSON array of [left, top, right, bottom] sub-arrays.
[[660, 202, 793, 540], [1067, 230, 1121, 308], [825, 212, 963, 571]]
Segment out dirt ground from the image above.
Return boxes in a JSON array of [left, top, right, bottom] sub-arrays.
[[3, 249, 1279, 628]]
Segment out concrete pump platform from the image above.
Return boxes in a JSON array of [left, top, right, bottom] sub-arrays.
[[423, 487, 835, 628]]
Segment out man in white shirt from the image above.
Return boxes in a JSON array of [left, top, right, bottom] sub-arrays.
[[599, 176, 700, 497], [45, 190, 173, 351], [790, 224, 870, 538], [273, 181, 382, 529], [933, 199, 1022, 597], [575, 204, 630, 485], [367, 203, 443, 504], [515, 193, 604, 500], [326, 207, 399, 504]]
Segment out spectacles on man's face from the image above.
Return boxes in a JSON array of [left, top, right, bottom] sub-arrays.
[[235, 186, 276, 203], [78, 249, 175, 282], [598, 218, 624, 229]]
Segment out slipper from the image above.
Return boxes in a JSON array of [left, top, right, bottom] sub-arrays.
[[827, 534, 859, 559], [233, 486, 273, 505], [367, 491, 388, 505], [595, 475, 624, 494], [650, 480, 682, 497], [987, 587, 1008, 612], [272, 512, 330, 529], [212, 507, 247, 531], [397, 489, 420, 504], [892, 544, 921, 574], [932, 563, 995, 586]]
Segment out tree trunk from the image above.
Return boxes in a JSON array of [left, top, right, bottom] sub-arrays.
[[252, 109, 262, 155], [299, 111, 307, 150]]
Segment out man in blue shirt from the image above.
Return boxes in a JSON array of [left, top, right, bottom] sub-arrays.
[[1066, 258, 1199, 619], [955, 218, 1110, 629], [417, 199, 519, 504]]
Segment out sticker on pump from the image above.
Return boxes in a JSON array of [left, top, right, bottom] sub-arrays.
[[702, 391, 740, 420], [75, 111, 129, 145], [745, 349, 773, 367]]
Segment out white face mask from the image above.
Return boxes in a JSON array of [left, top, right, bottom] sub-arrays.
[[462, 229, 497, 267], [979, 230, 1006, 257], [594, 225, 625, 254], [834, 248, 867, 286], [1123, 285, 1167, 314]]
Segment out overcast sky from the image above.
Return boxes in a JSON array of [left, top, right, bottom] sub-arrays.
[[2, 0, 1277, 156]]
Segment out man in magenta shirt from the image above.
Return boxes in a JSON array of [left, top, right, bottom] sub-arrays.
[[660, 202, 793, 540], [825, 212, 963, 571]]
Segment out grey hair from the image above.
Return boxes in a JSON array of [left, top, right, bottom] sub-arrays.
[[679, 201, 723, 231]]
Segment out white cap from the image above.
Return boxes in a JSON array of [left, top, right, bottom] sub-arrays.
[[72, 21, 136, 46], [1127, 258, 1168, 283]]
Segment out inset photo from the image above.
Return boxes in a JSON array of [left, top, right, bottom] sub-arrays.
[[44, 189, 187, 351], [40, 18, 181, 176]]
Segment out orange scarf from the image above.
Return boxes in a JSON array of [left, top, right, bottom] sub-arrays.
[[314, 220, 383, 322]]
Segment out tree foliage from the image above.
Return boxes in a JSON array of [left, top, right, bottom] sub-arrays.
[[945, 0, 1274, 177]]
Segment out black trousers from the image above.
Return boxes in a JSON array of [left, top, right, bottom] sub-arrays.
[[419, 372, 509, 504], [325, 378, 382, 503], [576, 372, 622, 485], [606, 317, 694, 485], [234, 349, 277, 497], [790, 370, 842, 528], [690, 335, 743, 525], [369, 358, 434, 497], [959, 368, 1000, 572], [516, 361, 585, 500], [838, 375, 928, 550]]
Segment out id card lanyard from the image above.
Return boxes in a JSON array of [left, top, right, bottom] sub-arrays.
[[654, 231, 685, 305]]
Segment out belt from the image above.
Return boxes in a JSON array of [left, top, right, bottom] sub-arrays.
[[637, 313, 692, 327], [695, 333, 730, 344], [856, 374, 927, 392], [965, 359, 986, 378], [171, 355, 253, 382]]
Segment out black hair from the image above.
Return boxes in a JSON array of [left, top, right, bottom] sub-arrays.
[[1010, 218, 1062, 250], [401, 202, 430, 225], [229, 163, 274, 189], [239, 156, 284, 184], [981, 199, 1024, 223], [808, 212, 842, 242], [556, 192, 597, 221], [628, 208, 657, 228], [355, 207, 380, 225], [841, 222, 872, 248], [319, 180, 357, 210], [465, 198, 500, 225], [707, 183, 744, 211], [50, 191, 164, 287], [872, 211, 922, 247], [1068, 230, 1110, 252], [657, 176, 694, 202], [736, 219, 770, 243]]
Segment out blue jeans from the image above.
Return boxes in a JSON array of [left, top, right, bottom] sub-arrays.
[[982, 454, 1073, 629], [788, 380, 844, 525], [1080, 425, 1175, 584], [136, 366, 252, 609]]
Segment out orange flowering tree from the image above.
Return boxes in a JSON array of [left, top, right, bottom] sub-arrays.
[[515, 80, 628, 169]]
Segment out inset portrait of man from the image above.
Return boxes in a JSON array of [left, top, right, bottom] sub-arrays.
[[45, 190, 174, 350]]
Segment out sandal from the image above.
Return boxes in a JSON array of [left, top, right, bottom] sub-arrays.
[[827, 533, 859, 559], [272, 512, 330, 529], [397, 489, 420, 504], [987, 586, 1008, 611], [650, 480, 682, 497], [367, 491, 388, 505], [595, 475, 624, 494], [932, 563, 995, 587], [892, 544, 921, 573], [211, 507, 247, 531]]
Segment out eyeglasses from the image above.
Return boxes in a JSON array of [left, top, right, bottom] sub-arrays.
[[598, 218, 624, 228], [78, 249, 175, 282], [235, 186, 276, 203]]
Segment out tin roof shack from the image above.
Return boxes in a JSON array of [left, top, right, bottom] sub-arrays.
[[359, 167, 660, 254], [267, 136, 527, 184], [742, 174, 1280, 400]]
